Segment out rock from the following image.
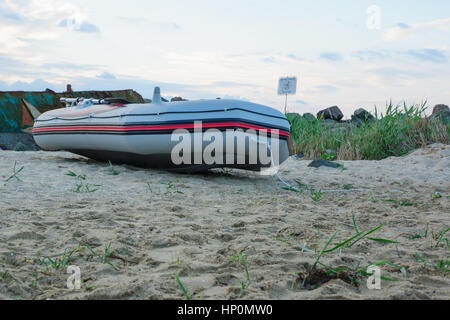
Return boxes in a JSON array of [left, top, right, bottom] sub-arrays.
[[308, 160, 341, 169], [353, 108, 375, 122], [0, 133, 39, 151], [430, 110, 450, 126], [302, 113, 316, 121], [13, 142, 29, 151], [170, 96, 188, 102], [432, 104, 449, 115], [317, 106, 344, 121]]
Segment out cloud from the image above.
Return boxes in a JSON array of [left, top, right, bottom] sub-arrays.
[[0, 0, 100, 56], [0, 78, 64, 92], [97, 72, 116, 80], [43, 62, 104, 72], [286, 54, 302, 61], [211, 81, 258, 88], [315, 85, 339, 92], [352, 50, 390, 61], [367, 67, 428, 79], [396, 23, 409, 29], [404, 49, 447, 63], [58, 19, 100, 33], [384, 18, 450, 41], [263, 56, 276, 63], [319, 52, 342, 62]]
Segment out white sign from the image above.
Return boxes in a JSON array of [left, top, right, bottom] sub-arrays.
[[278, 77, 297, 95]]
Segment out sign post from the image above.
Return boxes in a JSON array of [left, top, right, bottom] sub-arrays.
[[278, 77, 297, 114]]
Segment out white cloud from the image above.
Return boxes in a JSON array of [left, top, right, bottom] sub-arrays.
[[384, 18, 450, 41], [0, 0, 99, 55]]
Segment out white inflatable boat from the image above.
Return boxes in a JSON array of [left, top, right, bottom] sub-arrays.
[[28, 87, 292, 172]]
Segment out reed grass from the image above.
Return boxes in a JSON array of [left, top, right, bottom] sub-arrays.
[[175, 274, 192, 300], [4, 161, 24, 185], [108, 161, 120, 176], [231, 251, 252, 297], [279, 218, 404, 289], [288, 102, 449, 160], [66, 170, 101, 193]]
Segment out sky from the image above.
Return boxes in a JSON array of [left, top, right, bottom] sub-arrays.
[[0, 0, 449, 117]]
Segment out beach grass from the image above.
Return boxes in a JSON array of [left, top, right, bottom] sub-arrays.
[[288, 102, 449, 160], [231, 251, 252, 297], [66, 170, 102, 193], [4, 161, 24, 185], [175, 274, 192, 300], [279, 218, 406, 290]]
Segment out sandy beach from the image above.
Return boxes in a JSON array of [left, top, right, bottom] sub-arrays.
[[0, 144, 448, 300]]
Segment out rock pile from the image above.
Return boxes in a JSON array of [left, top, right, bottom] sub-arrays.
[[317, 106, 343, 121], [430, 104, 449, 125], [288, 104, 449, 127]]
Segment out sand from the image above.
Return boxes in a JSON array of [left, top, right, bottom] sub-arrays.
[[0, 144, 448, 300]]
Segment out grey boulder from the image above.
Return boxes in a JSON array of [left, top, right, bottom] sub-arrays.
[[317, 106, 344, 122], [432, 104, 449, 115], [352, 108, 375, 122]]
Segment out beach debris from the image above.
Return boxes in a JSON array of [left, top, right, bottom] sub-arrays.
[[308, 160, 341, 169], [317, 106, 344, 122]]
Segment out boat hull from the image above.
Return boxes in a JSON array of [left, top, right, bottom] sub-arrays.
[[32, 99, 292, 172]]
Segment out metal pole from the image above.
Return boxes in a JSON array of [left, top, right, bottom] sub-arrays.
[[284, 94, 288, 114]]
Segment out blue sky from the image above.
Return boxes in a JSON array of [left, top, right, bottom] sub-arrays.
[[0, 0, 449, 117]]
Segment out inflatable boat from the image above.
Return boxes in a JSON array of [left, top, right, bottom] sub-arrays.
[[27, 87, 293, 172]]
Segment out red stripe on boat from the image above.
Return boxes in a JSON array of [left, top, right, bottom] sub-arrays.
[[33, 122, 291, 137]]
